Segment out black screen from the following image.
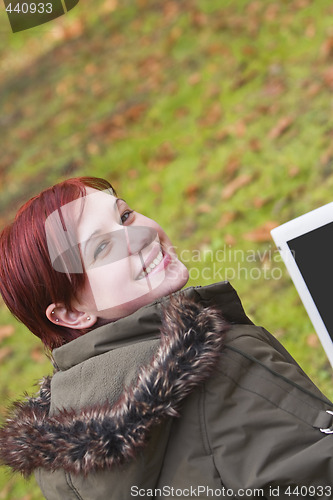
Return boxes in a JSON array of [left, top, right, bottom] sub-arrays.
[[287, 222, 333, 342]]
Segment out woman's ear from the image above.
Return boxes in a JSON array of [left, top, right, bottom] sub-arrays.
[[45, 303, 97, 329]]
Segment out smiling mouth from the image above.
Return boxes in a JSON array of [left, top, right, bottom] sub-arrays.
[[136, 248, 164, 280]]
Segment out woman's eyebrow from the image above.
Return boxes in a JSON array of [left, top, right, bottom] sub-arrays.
[[82, 197, 123, 257]]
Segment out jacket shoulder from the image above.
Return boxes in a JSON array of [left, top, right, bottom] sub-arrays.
[[201, 323, 333, 493], [219, 323, 333, 417]]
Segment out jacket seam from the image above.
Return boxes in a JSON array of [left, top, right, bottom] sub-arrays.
[[219, 351, 324, 413], [198, 385, 211, 456], [219, 351, 331, 426], [220, 368, 329, 429], [199, 384, 223, 482], [65, 473, 85, 500], [225, 345, 333, 408]]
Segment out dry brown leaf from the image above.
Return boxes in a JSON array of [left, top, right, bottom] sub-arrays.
[[217, 211, 238, 229], [191, 10, 208, 28], [0, 347, 13, 362], [306, 333, 320, 348], [188, 73, 201, 85], [224, 234, 236, 246], [0, 324, 15, 342], [305, 82, 322, 97], [288, 165, 300, 178], [31, 346, 46, 363], [252, 197, 266, 209], [243, 221, 279, 242], [229, 120, 247, 138], [222, 173, 253, 200], [163, 1, 180, 21], [52, 18, 85, 41], [323, 68, 333, 89], [320, 36, 333, 59], [249, 138, 261, 152], [198, 103, 222, 127], [184, 184, 200, 203], [149, 142, 177, 170], [101, 0, 118, 13], [268, 116, 293, 139], [224, 155, 241, 178], [197, 203, 212, 214]]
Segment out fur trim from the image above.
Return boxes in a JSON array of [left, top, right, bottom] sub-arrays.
[[0, 294, 228, 477]]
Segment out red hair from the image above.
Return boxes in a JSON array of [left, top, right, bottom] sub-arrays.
[[0, 177, 115, 351]]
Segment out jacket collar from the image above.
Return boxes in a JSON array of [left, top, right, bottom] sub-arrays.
[[0, 281, 250, 477], [53, 281, 252, 371]]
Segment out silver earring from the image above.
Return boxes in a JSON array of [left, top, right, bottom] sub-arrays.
[[87, 316, 91, 321], [55, 318, 59, 322], [51, 310, 55, 315]]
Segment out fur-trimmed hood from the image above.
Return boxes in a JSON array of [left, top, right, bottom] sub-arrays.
[[0, 292, 231, 478]]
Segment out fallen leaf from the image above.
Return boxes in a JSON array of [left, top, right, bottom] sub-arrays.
[[101, 0, 118, 13], [243, 221, 279, 242], [305, 82, 322, 97], [151, 183, 162, 194], [128, 169, 138, 179], [322, 68, 333, 89], [31, 346, 46, 363], [148, 142, 177, 169], [198, 102, 222, 127], [188, 73, 201, 85], [197, 203, 212, 214], [163, 1, 180, 21], [264, 4, 280, 21], [0, 325, 15, 342], [184, 184, 200, 203], [248, 138, 261, 152], [191, 10, 208, 28], [229, 120, 247, 138], [305, 23, 316, 39], [217, 211, 238, 229], [224, 155, 241, 178], [307, 333, 320, 348], [320, 36, 333, 59], [224, 234, 236, 246], [268, 116, 293, 139], [252, 197, 267, 209], [221, 173, 253, 200], [0, 347, 12, 362], [288, 165, 300, 177]]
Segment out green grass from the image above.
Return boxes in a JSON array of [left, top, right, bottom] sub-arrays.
[[1, 0, 333, 497]]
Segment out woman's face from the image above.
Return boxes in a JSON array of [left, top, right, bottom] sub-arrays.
[[68, 188, 189, 321]]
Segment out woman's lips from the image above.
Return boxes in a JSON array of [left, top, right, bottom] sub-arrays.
[[136, 247, 171, 280]]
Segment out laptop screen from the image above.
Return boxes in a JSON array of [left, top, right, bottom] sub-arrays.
[[287, 221, 333, 341]]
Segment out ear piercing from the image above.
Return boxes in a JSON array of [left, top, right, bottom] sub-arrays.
[[51, 310, 59, 323], [52, 311, 91, 323]]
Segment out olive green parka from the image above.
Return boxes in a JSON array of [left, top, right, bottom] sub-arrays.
[[1, 282, 333, 499]]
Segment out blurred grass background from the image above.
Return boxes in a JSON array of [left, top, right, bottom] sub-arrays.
[[1, 0, 333, 497]]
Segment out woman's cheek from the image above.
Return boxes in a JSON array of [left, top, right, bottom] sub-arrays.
[[85, 257, 150, 311]]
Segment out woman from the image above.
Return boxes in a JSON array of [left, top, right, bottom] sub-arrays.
[[0, 176, 332, 500]]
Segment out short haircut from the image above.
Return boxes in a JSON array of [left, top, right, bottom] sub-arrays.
[[0, 177, 115, 351]]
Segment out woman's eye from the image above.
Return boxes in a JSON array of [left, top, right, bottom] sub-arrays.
[[94, 241, 109, 260], [120, 210, 133, 224]]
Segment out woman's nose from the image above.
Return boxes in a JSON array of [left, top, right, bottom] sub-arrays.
[[125, 226, 158, 255]]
